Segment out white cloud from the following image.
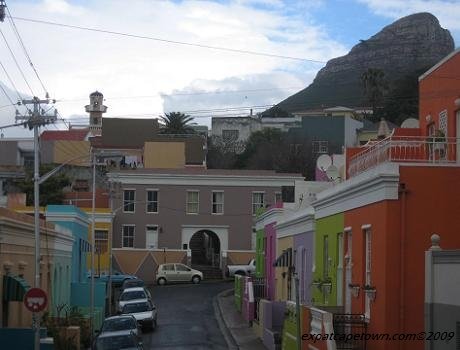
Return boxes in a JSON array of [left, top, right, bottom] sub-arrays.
[[0, 0, 347, 136], [357, 0, 460, 32]]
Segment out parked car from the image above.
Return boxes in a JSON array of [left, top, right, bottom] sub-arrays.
[[88, 272, 138, 287], [93, 330, 143, 350], [120, 300, 157, 332], [156, 263, 203, 285], [118, 287, 151, 312], [225, 259, 256, 277], [121, 279, 145, 291], [98, 315, 139, 337]]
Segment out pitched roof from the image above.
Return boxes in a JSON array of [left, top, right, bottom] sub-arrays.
[[41, 129, 89, 141]]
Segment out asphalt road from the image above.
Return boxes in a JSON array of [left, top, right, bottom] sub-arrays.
[[141, 281, 232, 350]]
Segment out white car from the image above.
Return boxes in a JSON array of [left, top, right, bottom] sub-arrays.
[[118, 287, 151, 312], [120, 300, 157, 332], [225, 259, 256, 277], [98, 315, 139, 337], [156, 263, 203, 285]]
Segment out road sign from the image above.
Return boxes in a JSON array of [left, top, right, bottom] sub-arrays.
[[24, 288, 48, 312]]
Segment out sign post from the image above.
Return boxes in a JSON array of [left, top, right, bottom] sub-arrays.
[[24, 287, 48, 344]]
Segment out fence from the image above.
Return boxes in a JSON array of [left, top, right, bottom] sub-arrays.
[[333, 314, 368, 350], [252, 277, 266, 321]]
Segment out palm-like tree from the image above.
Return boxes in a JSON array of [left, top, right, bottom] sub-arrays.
[[361, 68, 388, 119], [159, 112, 195, 134]]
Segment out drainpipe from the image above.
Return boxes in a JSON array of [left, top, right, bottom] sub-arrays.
[[399, 182, 407, 350]]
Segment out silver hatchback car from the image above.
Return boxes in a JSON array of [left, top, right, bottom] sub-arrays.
[[156, 263, 203, 285]]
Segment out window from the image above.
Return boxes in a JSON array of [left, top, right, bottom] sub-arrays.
[[275, 192, 282, 204], [312, 140, 328, 154], [175, 264, 191, 272], [439, 110, 448, 136], [146, 190, 158, 213], [252, 192, 265, 215], [222, 129, 239, 142], [162, 264, 175, 271], [123, 189, 135, 213], [186, 191, 199, 214], [95, 230, 108, 254], [212, 191, 224, 214], [122, 225, 135, 248]]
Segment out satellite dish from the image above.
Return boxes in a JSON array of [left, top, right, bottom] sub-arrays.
[[316, 154, 332, 171], [401, 118, 419, 128], [326, 165, 339, 180]]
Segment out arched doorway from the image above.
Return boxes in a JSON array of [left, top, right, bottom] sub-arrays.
[[189, 230, 220, 267]]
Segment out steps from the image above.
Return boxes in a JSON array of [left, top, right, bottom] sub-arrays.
[[192, 265, 223, 280]]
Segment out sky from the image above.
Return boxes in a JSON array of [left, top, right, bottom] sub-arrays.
[[0, 0, 459, 137]]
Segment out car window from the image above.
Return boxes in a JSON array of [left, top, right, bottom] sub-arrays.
[[120, 290, 146, 301], [162, 264, 175, 271], [122, 301, 151, 313], [101, 318, 136, 332], [175, 264, 191, 272], [95, 334, 138, 350]]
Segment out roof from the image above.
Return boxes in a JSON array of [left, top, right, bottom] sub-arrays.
[[324, 106, 354, 112], [419, 48, 460, 81], [113, 167, 303, 177], [40, 128, 89, 141]]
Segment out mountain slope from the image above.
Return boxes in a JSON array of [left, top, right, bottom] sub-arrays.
[[277, 12, 454, 113]]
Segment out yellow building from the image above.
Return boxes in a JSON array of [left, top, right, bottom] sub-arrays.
[[82, 208, 113, 276]]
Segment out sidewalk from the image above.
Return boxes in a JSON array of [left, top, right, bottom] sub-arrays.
[[214, 289, 267, 350]]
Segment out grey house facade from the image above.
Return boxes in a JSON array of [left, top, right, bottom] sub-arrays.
[[107, 168, 303, 281]]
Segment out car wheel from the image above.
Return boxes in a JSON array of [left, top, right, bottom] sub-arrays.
[[157, 277, 166, 286], [192, 275, 201, 284]]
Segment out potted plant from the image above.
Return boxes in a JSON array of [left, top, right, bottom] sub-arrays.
[[427, 129, 447, 158], [321, 277, 332, 294], [362, 284, 376, 301], [348, 283, 361, 298], [311, 278, 322, 291]]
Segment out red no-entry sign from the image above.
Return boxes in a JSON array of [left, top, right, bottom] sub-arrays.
[[24, 288, 48, 313]]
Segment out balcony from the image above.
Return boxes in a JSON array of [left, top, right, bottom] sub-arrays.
[[348, 134, 459, 178]]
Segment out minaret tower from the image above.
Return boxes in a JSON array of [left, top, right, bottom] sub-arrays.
[[85, 91, 107, 135]]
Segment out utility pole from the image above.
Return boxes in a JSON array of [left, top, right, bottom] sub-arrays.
[[16, 97, 57, 350]]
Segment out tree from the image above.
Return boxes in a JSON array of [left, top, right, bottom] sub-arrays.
[[159, 112, 195, 134], [15, 164, 71, 206], [361, 68, 388, 120], [206, 135, 244, 169]]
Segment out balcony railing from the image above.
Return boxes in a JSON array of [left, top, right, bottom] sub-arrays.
[[348, 135, 459, 178]]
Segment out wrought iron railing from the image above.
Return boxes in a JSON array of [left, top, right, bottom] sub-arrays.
[[252, 277, 266, 321], [333, 314, 367, 350], [348, 135, 459, 178]]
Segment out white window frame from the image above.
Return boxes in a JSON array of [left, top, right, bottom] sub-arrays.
[[212, 191, 224, 215], [186, 190, 200, 215], [252, 191, 265, 215], [122, 225, 135, 248], [123, 189, 136, 213], [146, 189, 159, 214], [95, 230, 109, 254]]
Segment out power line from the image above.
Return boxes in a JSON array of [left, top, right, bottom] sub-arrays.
[[0, 28, 35, 95], [7, 8, 48, 97], [0, 57, 25, 103], [12, 16, 326, 64]]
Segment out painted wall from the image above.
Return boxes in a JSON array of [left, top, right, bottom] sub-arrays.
[[45, 205, 90, 283], [144, 142, 185, 168], [419, 50, 460, 139], [312, 213, 344, 307]]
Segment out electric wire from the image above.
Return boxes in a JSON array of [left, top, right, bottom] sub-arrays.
[[0, 28, 35, 95], [7, 7, 48, 96], [11, 16, 326, 64]]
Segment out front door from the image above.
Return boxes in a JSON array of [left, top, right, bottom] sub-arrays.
[[345, 232, 352, 314], [146, 225, 158, 249]]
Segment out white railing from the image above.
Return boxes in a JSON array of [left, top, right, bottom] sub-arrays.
[[348, 135, 459, 178]]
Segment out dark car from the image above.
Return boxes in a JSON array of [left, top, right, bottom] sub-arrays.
[[122, 279, 145, 291], [93, 330, 143, 350], [99, 315, 139, 337]]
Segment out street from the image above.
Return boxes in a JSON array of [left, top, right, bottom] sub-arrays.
[[141, 281, 232, 349]]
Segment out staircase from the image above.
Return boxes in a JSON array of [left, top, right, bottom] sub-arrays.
[[192, 265, 223, 280]]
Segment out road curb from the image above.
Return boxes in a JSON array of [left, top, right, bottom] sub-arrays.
[[213, 288, 239, 350]]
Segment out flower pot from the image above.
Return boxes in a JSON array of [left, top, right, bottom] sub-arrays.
[[364, 289, 376, 301], [321, 283, 332, 295]]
